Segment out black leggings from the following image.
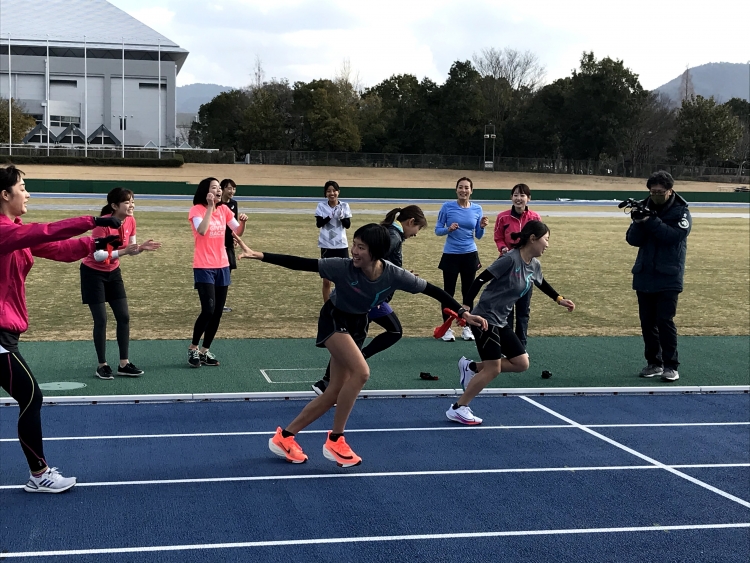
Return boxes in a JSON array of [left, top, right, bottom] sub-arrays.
[[191, 283, 229, 349], [88, 298, 130, 364], [442, 268, 476, 322], [323, 311, 403, 381], [0, 352, 47, 472]]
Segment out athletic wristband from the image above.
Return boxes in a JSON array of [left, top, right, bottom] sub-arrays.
[[555, 295, 564, 304]]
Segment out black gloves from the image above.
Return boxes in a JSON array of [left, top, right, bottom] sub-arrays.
[[94, 216, 122, 228], [631, 207, 653, 222], [94, 235, 122, 251]]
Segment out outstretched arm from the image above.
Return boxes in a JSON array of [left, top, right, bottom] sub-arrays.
[[422, 282, 487, 329], [534, 277, 575, 312], [0, 216, 96, 255], [233, 233, 319, 272]]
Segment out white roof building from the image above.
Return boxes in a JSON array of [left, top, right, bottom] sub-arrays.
[[0, 0, 189, 148]]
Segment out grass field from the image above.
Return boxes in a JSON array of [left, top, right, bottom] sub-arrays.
[[21, 201, 750, 342]]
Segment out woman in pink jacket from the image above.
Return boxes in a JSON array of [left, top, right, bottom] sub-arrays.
[[493, 183, 542, 350], [0, 165, 121, 493]]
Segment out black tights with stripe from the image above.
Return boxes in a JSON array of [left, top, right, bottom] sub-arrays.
[[0, 352, 47, 472]]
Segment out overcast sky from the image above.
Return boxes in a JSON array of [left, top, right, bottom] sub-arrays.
[[109, 0, 749, 91]]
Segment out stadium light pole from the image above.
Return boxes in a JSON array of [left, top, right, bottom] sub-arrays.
[[122, 37, 125, 158], [46, 35, 49, 156], [8, 33, 11, 156], [157, 40, 161, 158], [84, 34, 87, 158], [483, 123, 496, 171]]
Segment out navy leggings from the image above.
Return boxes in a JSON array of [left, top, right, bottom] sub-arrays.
[[0, 352, 47, 472]]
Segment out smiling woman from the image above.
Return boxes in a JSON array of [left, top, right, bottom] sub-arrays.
[[231, 224, 486, 467], [0, 165, 124, 493]]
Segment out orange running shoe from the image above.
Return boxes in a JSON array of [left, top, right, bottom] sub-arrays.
[[322, 432, 362, 467], [268, 427, 308, 463]]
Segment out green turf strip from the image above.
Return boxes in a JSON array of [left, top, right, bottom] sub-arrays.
[[1, 336, 747, 398]]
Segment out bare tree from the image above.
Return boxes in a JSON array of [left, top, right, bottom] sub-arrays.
[[473, 47, 546, 92], [679, 65, 695, 102], [334, 58, 364, 95], [251, 55, 265, 91]]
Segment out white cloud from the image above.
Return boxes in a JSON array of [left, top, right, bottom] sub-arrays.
[[109, 0, 750, 90]]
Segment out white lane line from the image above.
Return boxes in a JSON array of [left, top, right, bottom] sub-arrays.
[[2, 523, 748, 558], [2, 421, 747, 443], [520, 396, 750, 509], [1, 464, 748, 491]]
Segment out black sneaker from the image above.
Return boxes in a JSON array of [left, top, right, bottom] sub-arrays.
[[188, 349, 201, 368], [117, 363, 144, 377], [95, 365, 114, 380], [311, 379, 328, 396], [199, 350, 220, 366]]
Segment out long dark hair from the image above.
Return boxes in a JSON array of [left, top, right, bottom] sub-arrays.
[[101, 187, 134, 216], [510, 220, 549, 249], [352, 223, 391, 261], [381, 205, 427, 228], [193, 177, 219, 205]]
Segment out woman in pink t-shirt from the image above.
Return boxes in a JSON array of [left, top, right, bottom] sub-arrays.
[[81, 188, 161, 380], [187, 177, 246, 368]]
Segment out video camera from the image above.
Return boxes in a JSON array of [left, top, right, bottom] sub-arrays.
[[618, 198, 655, 221]]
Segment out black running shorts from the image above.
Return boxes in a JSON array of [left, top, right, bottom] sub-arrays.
[[80, 264, 127, 305], [315, 300, 368, 348], [471, 324, 526, 362]]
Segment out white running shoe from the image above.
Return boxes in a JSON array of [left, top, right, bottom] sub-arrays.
[[446, 404, 482, 425], [441, 328, 456, 342], [24, 467, 76, 493], [461, 326, 475, 341], [458, 356, 476, 390]]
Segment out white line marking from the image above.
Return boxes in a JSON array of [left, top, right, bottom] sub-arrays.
[[1, 464, 747, 491], [1, 523, 748, 557], [259, 368, 324, 384], [2, 422, 747, 443], [520, 396, 750, 509]]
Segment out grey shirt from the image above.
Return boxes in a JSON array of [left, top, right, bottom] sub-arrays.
[[319, 258, 427, 314], [471, 249, 543, 327]]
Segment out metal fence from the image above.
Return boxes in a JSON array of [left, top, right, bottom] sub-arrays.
[[245, 150, 748, 182]]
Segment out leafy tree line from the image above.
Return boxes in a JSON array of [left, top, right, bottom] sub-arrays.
[[185, 50, 744, 168]]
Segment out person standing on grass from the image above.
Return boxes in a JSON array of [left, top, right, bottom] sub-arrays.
[[626, 171, 691, 383], [187, 177, 247, 368], [233, 223, 486, 466], [81, 188, 161, 380], [311, 205, 428, 395], [315, 180, 352, 302], [0, 165, 123, 492], [219, 179, 247, 313], [450, 221, 575, 425], [435, 177, 489, 342], [493, 183, 542, 351]]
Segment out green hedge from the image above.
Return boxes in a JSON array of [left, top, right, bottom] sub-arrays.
[[0, 155, 184, 167]]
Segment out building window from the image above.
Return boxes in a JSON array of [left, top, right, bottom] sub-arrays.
[[50, 79, 78, 87], [139, 83, 167, 89], [49, 115, 81, 127]]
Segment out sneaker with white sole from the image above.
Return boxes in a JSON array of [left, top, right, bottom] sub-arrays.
[[312, 379, 328, 396], [24, 467, 76, 493], [95, 365, 114, 380], [187, 349, 201, 368], [441, 328, 456, 342], [117, 362, 144, 377], [458, 356, 476, 390], [639, 364, 663, 378], [461, 326, 474, 341], [446, 404, 483, 425], [661, 368, 680, 382], [199, 350, 220, 366]]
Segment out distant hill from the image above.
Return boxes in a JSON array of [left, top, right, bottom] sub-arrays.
[[655, 62, 749, 105], [176, 83, 233, 114]]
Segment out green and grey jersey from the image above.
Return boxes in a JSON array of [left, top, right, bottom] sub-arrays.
[[471, 249, 544, 327], [320, 258, 427, 314]]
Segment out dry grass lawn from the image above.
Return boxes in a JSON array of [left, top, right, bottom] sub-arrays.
[[21, 204, 750, 342]]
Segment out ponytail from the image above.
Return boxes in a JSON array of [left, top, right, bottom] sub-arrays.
[[381, 205, 427, 228], [510, 220, 549, 249]]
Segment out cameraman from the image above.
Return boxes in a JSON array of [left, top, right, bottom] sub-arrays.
[[626, 171, 691, 382]]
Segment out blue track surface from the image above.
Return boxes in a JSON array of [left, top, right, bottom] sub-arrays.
[[1, 394, 748, 561]]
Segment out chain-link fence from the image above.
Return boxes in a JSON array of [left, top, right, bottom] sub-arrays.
[[245, 150, 748, 182]]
